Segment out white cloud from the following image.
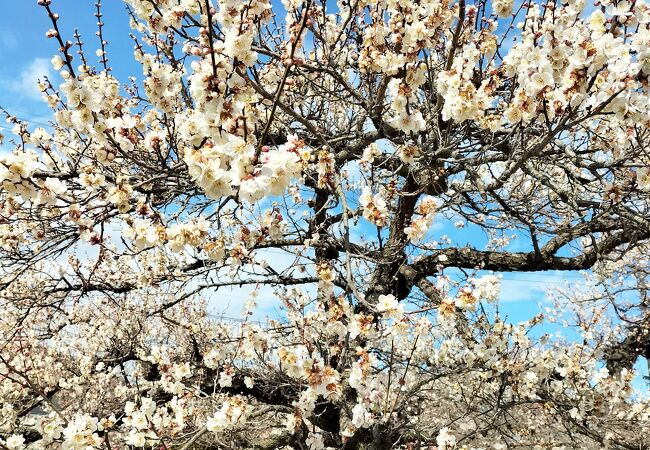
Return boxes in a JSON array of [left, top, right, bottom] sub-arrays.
[[9, 57, 53, 101], [498, 272, 572, 303]]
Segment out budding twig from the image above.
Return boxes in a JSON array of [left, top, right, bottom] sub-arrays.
[[40, 0, 76, 78]]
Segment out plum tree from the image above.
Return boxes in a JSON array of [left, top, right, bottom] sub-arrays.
[[1, 0, 650, 448]]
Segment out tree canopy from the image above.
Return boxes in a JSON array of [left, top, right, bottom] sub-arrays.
[[1, 0, 650, 448]]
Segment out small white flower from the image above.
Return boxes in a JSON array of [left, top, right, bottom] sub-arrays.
[[351, 403, 371, 428], [436, 427, 456, 448], [51, 55, 65, 70], [5, 434, 25, 449], [376, 294, 398, 312], [125, 431, 146, 447], [306, 432, 325, 450]]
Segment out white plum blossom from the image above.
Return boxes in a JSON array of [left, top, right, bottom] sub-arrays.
[[206, 396, 249, 433], [638, 167, 650, 191], [351, 403, 372, 428], [359, 187, 388, 227], [5, 435, 25, 449], [493, 0, 514, 17], [376, 294, 398, 312], [436, 427, 457, 449]]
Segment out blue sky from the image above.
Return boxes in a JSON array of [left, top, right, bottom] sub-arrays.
[[1, 1, 647, 384], [0, 1, 133, 127]]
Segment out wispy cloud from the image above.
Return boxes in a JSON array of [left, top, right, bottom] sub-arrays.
[[5, 57, 53, 101], [499, 272, 573, 303]]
